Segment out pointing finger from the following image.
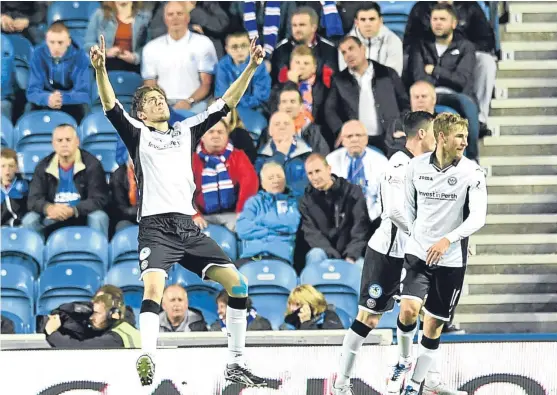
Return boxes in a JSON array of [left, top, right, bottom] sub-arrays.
[[100, 34, 105, 52]]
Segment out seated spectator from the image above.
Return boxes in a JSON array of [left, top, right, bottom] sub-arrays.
[[1, 148, 28, 226], [326, 121, 388, 223], [301, 153, 371, 270], [142, 1, 218, 114], [1, 42, 15, 121], [222, 105, 257, 163], [193, 119, 259, 232], [45, 291, 140, 348], [26, 22, 91, 123], [339, 2, 403, 76], [404, 1, 496, 133], [84, 1, 151, 73], [325, 35, 409, 154], [1, 2, 47, 45], [22, 124, 109, 238], [0, 315, 15, 334], [255, 112, 312, 198], [109, 156, 138, 232], [210, 290, 272, 331], [215, 30, 271, 113], [271, 6, 338, 84], [159, 284, 207, 332], [236, 162, 301, 267], [406, 3, 479, 161], [279, 284, 343, 330]]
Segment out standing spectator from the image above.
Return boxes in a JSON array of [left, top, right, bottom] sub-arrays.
[[1, 2, 47, 45], [192, 119, 259, 233], [301, 153, 371, 270], [21, 124, 109, 238], [84, 1, 151, 73], [271, 6, 338, 84], [215, 30, 271, 112], [325, 35, 409, 153], [255, 112, 313, 198], [26, 23, 91, 123], [109, 156, 138, 232], [236, 162, 301, 266], [1, 148, 28, 226], [280, 284, 343, 330], [159, 285, 208, 332], [339, 2, 403, 76], [327, 121, 388, 223], [404, 1, 496, 132], [142, 1, 217, 114], [210, 290, 272, 331], [406, 3, 479, 161]]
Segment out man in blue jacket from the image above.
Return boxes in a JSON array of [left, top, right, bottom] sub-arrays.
[[26, 22, 90, 122]]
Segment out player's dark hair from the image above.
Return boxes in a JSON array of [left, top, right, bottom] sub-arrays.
[[339, 34, 363, 48], [225, 29, 250, 44], [279, 82, 302, 103], [131, 85, 167, 118], [355, 2, 382, 18], [432, 2, 458, 20], [402, 111, 435, 139]]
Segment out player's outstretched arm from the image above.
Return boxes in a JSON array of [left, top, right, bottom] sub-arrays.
[[221, 37, 264, 109], [90, 35, 116, 111]]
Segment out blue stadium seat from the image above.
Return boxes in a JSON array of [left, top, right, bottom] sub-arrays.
[[0, 263, 35, 332], [377, 1, 416, 23], [2, 34, 13, 58], [80, 112, 119, 148], [87, 144, 119, 175], [377, 302, 400, 330], [335, 308, 353, 329], [105, 261, 143, 310], [91, 71, 142, 106], [239, 260, 298, 329], [1, 115, 14, 148], [385, 22, 406, 40], [1, 34, 15, 110], [109, 225, 139, 267], [14, 110, 77, 150], [435, 104, 459, 115], [237, 107, 268, 141], [36, 263, 101, 315], [1, 310, 28, 334], [47, 1, 101, 46], [16, 146, 51, 180], [202, 224, 237, 261], [44, 226, 109, 276], [1, 227, 44, 278], [300, 260, 361, 318], [6, 34, 33, 90]]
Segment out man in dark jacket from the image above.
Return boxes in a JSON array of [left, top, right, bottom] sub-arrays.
[[1, 2, 47, 45], [159, 285, 208, 332], [271, 6, 338, 84], [325, 35, 409, 154], [1, 148, 28, 226], [300, 153, 372, 269], [26, 22, 90, 123], [404, 1, 496, 132], [21, 124, 109, 238], [109, 158, 138, 233]]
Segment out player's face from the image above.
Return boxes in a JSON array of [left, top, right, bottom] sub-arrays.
[[141, 91, 170, 123], [226, 36, 250, 64], [431, 10, 456, 39], [46, 30, 71, 58], [90, 302, 109, 330], [269, 113, 296, 142], [1, 157, 18, 185], [217, 300, 227, 319], [355, 9, 382, 39], [444, 127, 468, 160], [278, 91, 302, 119], [290, 54, 317, 81], [291, 14, 316, 43], [421, 122, 437, 152], [261, 166, 286, 194], [341, 127, 368, 156], [305, 158, 332, 191], [162, 288, 188, 322], [201, 122, 228, 153], [52, 126, 80, 159], [339, 40, 366, 70]]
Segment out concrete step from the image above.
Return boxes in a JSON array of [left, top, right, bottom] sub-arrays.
[[470, 234, 557, 254], [487, 115, 557, 136], [464, 274, 557, 295], [466, 283, 557, 295], [479, 214, 557, 234], [465, 274, 557, 285], [496, 68, 557, 79], [481, 156, 557, 177], [498, 60, 557, 70], [499, 30, 557, 44], [480, 138, 557, 156], [486, 195, 557, 215], [508, 2, 557, 14], [487, 184, 557, 195], [454, 313, 557, 333], [505, 23, 557, 33], [486, 175, 557, 186], [467, 254, 557, 275], [457, 294, 557, 314]]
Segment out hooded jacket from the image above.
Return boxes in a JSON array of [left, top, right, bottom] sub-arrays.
[[26, 40, 91, 106], [299, 175, 372, 260], [236, 189, 301, 263], [1, 174, 28, 226]]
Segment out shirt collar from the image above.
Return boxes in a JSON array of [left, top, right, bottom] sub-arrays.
[[429, 149, 462, 172], [348, 60, 374, 80], [166, 29, 190, 45]]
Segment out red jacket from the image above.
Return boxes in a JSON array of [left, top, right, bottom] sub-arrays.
[[193, 144, 259, 217]]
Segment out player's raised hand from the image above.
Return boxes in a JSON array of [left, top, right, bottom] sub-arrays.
[[426, 237, 450, 265], [90, 34, 106, 71], [248, 37, 264, 66]]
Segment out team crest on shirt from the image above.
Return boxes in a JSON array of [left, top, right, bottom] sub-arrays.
[[368, 284, 383, 299], [171, 124, 182, 138], [448, 176, 458, 186], [139, 247, 151, 260], [140, 260, 149, 270], [366, 298, 377, 309]]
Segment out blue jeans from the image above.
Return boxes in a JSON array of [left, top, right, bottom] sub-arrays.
[[305, 247, 364, 271], [22, 210, 109, 239]]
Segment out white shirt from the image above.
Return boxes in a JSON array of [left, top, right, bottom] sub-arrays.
[[404, 152, 488, 267], [368, 148, 413, 258], [141, 31, 218, 100], [327, 146, 388, 221], [350, 64, 380, 136]]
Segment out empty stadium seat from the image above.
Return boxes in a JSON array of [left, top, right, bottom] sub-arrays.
[[47, 1, 101, 47], [237, 107, 268, 141], [6, 34, 33, 90], [1, 227, 44, 278], [239, 260, 298, 329], [91, 71, 142, 106], [335, 308, 353, 329], [80, 112, 119, 148], [87, 144, 119, 175], [16, 146, 51, 179], [44, 226, 108, 275], [36, 263, 101, 315], [300, 260, 361, 318], [377, 1, 416, 23], [0, 263, 35, 332], [1, 34, 15, 115], [105, 261, 143, 310], [14, 110, 78, 150], [1, 310, 27, 334], [109, 225, 139, 267], [435, 104, 459, 115], [1, 115, 14, 148], [202, 224, 237, 261]]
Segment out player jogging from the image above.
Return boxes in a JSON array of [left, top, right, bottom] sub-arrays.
[[90, 34, 267, 387], [399, 113, 487, 395]]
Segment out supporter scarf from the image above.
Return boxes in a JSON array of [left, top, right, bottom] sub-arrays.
[[244, 1, 281, 58], [320, 1, 344, 38], [197, 143, 236, 214], [299, 74, 316, 114], [127, 161, 138, 207], [294, 109, 314, 134], [347, 151, 367, 192]]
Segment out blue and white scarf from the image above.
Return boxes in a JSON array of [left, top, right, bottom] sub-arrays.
[[244, 1, 281, 58], [347, 151, 367, 192], [320, 1, 344, 38], [197, 143, 236, 214]]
